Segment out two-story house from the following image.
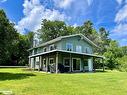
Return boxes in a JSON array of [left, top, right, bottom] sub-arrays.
[[28, 34, 104, 73]]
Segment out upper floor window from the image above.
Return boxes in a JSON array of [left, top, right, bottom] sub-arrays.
[[49, 44, 55, 51], [85, 47, 89, 53], [49, 44, 57, 50], [66, 43, 73, 51], [76, 45, 82, 53], [43, 47, 47, 52]]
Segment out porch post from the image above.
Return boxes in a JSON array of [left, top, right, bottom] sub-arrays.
[[29, 57, 31, 69], [46, 56, 48, 72], [102, 58, 105, 72], [56, 52, 58, 74], [88, 58, 93, 72], [93, 57, 96, 72], [33, 57, 36, 70], [38, 56, 42, 71], [70, 53, 72, 72], [40, 56, 43, 71]]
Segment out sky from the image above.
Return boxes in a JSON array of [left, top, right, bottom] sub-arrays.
[[0, 0, 127, 46]]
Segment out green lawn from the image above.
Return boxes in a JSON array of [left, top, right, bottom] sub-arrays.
[[0, 68, 127, 95]]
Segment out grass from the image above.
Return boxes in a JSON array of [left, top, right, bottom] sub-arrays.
[[0, 68, 127, 95]]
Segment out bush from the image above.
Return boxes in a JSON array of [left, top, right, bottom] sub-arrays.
[[117, 55, 127, 72]]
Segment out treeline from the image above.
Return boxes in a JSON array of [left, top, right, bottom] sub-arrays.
[[0, 9, 127, 71], [0, 10, 33, 66]]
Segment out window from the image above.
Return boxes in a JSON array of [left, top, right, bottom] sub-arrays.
[[43, 47, 47, 52], [43, 59, 46, 68], [64, 59, 70, 66], [49, 44, 54, 51], [66, 43, 73, 51], [49, 58, 54, 65], [76, 45, 82, 52], [85, 47, 89, 53]]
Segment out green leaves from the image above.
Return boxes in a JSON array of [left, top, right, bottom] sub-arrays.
[[39, 19, 74, 42], [0, 9, 32, 66]]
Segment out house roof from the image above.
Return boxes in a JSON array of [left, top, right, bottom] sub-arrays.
[[29, 49, 104, 58], [28, 34, 98, 51]]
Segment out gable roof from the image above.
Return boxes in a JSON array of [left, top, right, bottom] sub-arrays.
[[28, 34, 98, 51]]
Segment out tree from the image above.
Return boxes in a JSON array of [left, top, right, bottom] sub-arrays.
[[0, 9, 33, 66], [39, 19, 72, 42], [0, 9, 18, 65], [104, 41, 122, 70], [96, 27, 111, 55]]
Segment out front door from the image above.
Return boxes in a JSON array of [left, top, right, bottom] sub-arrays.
[[72, 58, 81, 71], [64, 58, 70, 72], [43, 58, 46, 71]]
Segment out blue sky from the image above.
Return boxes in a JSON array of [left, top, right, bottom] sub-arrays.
[[0, 0, 127, 46]]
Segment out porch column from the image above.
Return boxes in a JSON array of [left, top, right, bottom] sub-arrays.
[[38, 56, 42, 71], [40, 56, 43, 70], [102, 58, 105, 72], [33, 57, 36, 70], [88, 58, 93, 72], [70, 53, 72, 72], [46, 56, 48, 72], [93, 57, 96, 72], [56, 52, 58, 74], [29, 57, 31, 68]]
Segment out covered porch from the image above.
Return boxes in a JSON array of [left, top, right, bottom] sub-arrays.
[[29, 50, 104, 73]]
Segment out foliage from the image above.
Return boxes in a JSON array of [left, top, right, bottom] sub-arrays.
[[104, 41, 123, 70], [0, 9, 33, 66], [117, 55, 127, 72], [0, 9, 18, 65], [39, 19, 73, 42]]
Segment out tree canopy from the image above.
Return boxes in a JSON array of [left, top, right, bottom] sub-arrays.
[[0, 9, 33, 66]]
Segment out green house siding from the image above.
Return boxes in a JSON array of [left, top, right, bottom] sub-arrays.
[[29, 35, 94, 56], [60, 36, 93, 54], [28, 34, 103, 73]]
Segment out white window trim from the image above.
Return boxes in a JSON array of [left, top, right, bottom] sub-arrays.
[[63, 58, 70, 67], [49, 44, 55, 51], [66, 43, 73, 51], [76, 45, 82, 53], [84, 47, 89, 53], [72, 58, 81, 71], [49, 58, 55, 64], [42, 58, 46, 71], [43, 47, 47, 52], [63, 57, 71, 72]]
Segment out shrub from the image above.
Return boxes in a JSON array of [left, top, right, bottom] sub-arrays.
[[117, 55, 127, 72]]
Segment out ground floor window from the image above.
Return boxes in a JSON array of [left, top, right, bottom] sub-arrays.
[[43, 59, 46, 68], [49, 58, 55, 72], [63, 58, 70, 72], [72, 58, 81, 71], [64, 58, 70, 66], [49, 58, 54, 65]]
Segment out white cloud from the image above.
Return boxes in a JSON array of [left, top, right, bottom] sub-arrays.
[[116, 0, 123, 5], [0, 0, 7, 3], [15, 0, 68, 34], [87, 0, 93, 6], [110, 23, 127, 46], [111, 3, 127, 46], [115, 4, 127, 23], [54, 0, 93, 9], [73, 23, 77, 27], [53, 0, 74, 9], [112, 23, 127, 33]]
